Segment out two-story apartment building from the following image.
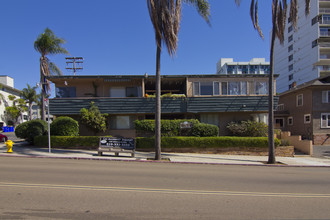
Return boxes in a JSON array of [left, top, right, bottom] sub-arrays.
[[275, 75, 330, 145], [48, 74, 278, 137]]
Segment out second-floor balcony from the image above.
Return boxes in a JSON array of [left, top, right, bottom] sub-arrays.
[[49, 96, 279, 116]]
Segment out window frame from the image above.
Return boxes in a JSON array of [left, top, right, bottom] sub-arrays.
[[221, 82, 228, 95], [193, 81, 220, 96], [55, 86, 76, 98], [296, 94, 303, 107], [275, 118, 284, 128], [322, 90, 330, 103], [304, 114, 311, 124], [321, 113, 330, 128], [288, 116, 293, 126], [277, 104, 284, 111]]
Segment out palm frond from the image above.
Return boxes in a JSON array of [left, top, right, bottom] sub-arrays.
[[289, 0, 298, 29], [49, 62, 63, 76], [305, 0, 310, 15], [249, 0, 264, 39], [34, 28, 69, 56], [147, 0, 210, 56], [183, 0, 211, 24]]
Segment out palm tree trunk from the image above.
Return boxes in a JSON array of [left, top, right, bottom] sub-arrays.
[[155, 45, 161, 160], [29, 104, 32, 121], [40, 57, 46, 121], [268, 0, 278, 164]]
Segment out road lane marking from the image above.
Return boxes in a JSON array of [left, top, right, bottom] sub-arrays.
[[0, 182, 330, 198]]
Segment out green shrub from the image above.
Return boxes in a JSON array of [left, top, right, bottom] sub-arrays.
[[280, 139, 290, 146], [136, 136, 281, 149], [50, 116, 79, 136], [15, 121, 29, 139], [191, 123, 219, 137], [34, 136, 105, 149], [25, 119, 48, 144], [227, 120, 268, 137], [134, 119, 200, 137]]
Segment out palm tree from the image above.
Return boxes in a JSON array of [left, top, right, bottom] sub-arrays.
[[21, 84, 38, 121], [147, 0, 210, 160], [235, 0, 310, 164], [34, 28, 69, 121]]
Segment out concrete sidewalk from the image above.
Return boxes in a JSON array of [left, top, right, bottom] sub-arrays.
[[1, 141, 330, 167]]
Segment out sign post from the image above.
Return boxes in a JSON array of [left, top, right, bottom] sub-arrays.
[[98, 137, 135, 157]]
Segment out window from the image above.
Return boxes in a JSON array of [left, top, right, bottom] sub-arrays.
[[255, 82, 268, 95], [213, 82, 220, 95], [288, 117, 293, 126], [200, 114, 219, 127], [110, 116, 136, 130], [322, 90, 330, 103], [221, 82, 228, 95], [321, 113, 330, 128], [288, 35, 293, 43], [193, 82, 200, 96], [110, 87, 126, 97], [289, 64, 293, 71], [297, 94, 303, 106], [228, 81, 247, 95], [275, 118, 284, 128], [288, 16, 292, 23], [277, 104, 284, 111], [320, 28, 330, 37], [288, 25, 293, 33], [312, 39, 318, 48], [289, 74, 293, 81], [126, 87, 138, 97], [304, 114, 311, 124], [252, 113, 268, 124], [193, 82, 220, 96], [312, 16, 319, 25], [288, 45, 293, 52], [200, 82, 213, 95], [288, 54, 293, 62], [56, 87, 76, 98]]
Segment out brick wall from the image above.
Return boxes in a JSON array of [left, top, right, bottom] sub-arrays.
[[313, 134, 330, 145]]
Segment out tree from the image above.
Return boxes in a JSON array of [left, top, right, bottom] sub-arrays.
[[34, 28, 69, 121], [21, 84, 38, 121], [80, 102, 108, 135], [147, 0, 210, 160], [5, 95, 27, 127], [235, 0, 310, 164]]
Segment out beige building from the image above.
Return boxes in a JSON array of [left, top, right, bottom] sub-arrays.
[[49, 74, 278, 137]]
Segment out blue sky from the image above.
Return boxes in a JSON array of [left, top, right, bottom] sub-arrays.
[[0, 0, 273, 94]]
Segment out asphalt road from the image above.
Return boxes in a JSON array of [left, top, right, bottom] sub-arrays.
[[1, 157, 330, 220]]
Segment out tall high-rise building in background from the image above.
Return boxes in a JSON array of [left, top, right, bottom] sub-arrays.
[[217, 58, 270, 75], [275, 0, 330, 93]]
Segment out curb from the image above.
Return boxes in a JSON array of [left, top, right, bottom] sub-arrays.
[[1, 152, 330, 168]]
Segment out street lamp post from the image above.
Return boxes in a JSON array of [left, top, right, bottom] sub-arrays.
[[45, 98, 51, 153]]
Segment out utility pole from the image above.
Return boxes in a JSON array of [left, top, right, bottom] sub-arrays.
[[66, 57, 83, 75]]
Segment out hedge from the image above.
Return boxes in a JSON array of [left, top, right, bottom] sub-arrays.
[[136, 136, 281, 149], [34, 136, 281, 151], [34, 136, 102, 149], [134, 119, 212, 137]]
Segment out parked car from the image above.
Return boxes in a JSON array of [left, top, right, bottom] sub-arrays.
[[0, 133, 8, 142]]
